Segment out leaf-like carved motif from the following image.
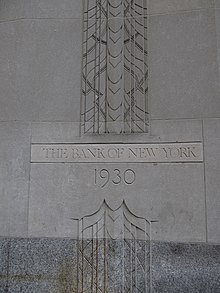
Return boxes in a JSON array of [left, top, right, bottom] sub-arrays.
[[81, 0, 148, 134]]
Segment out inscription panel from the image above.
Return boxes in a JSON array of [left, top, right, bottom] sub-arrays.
[[31, 143, 203, 163]]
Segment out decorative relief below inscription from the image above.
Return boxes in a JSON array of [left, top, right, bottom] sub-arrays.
[[72, 200, 151, 292], [31, 143, 203, 163]]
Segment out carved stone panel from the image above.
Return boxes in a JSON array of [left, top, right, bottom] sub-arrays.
[[73, 200, 151, 292], [81, 0, 148, 134]]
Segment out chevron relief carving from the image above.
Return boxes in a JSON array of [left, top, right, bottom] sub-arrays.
[[81, 0, 148, 134], [73, 200, 151, 292]]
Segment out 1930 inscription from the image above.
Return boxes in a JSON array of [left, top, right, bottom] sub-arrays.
[[31, 143, 203, 163], [94, 168, 136, 188]]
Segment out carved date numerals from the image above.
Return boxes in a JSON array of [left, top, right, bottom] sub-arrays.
[[94, 168, 136, 188]]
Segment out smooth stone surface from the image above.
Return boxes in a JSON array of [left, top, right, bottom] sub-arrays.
[[152, 241, 220, 292], [148, 0, 214, 14], [31, 122, 80, 143], [0, 238, 9, 293], [0, 0, 82, 20], [215, 0, 220, 8], [0, 19, 81, 122], [0, 22, 17, 115], [149, 10, 220, 120], [0, 123, 31, 237], [29, 162, 206, 242], [8, 238, 77, 293], [203, 119, 220, 243], [215, 8, 220, 86], [150, 119, 203, 142]]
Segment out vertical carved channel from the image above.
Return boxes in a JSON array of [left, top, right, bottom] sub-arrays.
[[81, 0, 148, 134], [74, 200, 151, 292]]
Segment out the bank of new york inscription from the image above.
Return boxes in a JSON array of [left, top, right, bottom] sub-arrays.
[[31, 143, 203, 163]]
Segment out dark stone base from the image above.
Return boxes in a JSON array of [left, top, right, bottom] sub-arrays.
[[0, 238, 219, 292], [152, 242, 220, 293]]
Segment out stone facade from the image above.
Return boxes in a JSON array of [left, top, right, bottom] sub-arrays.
[[0, 0, 220, 292]]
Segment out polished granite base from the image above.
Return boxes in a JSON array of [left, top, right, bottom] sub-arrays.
[[0, 238, 219, 293]]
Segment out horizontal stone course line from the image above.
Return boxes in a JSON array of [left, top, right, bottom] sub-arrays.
[[0, 6, 218, 23]]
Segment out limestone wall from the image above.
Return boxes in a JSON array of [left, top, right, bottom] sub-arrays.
[[0, 1, 220, 291], [0, 0, 219, 243]]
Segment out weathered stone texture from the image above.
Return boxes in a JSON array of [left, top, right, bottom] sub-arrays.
[[0, 0, 82, 20], [0, 19, 81, 122], [152, 241, 220, 293], [204, 119, 220, 243], [0, 123, 31, 237], [149, 0, 214, 14], [0, 238, 219, 293], [0, 238, 9, 293], [8, 238, 77, 293], [149, 9, 219, 120]]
